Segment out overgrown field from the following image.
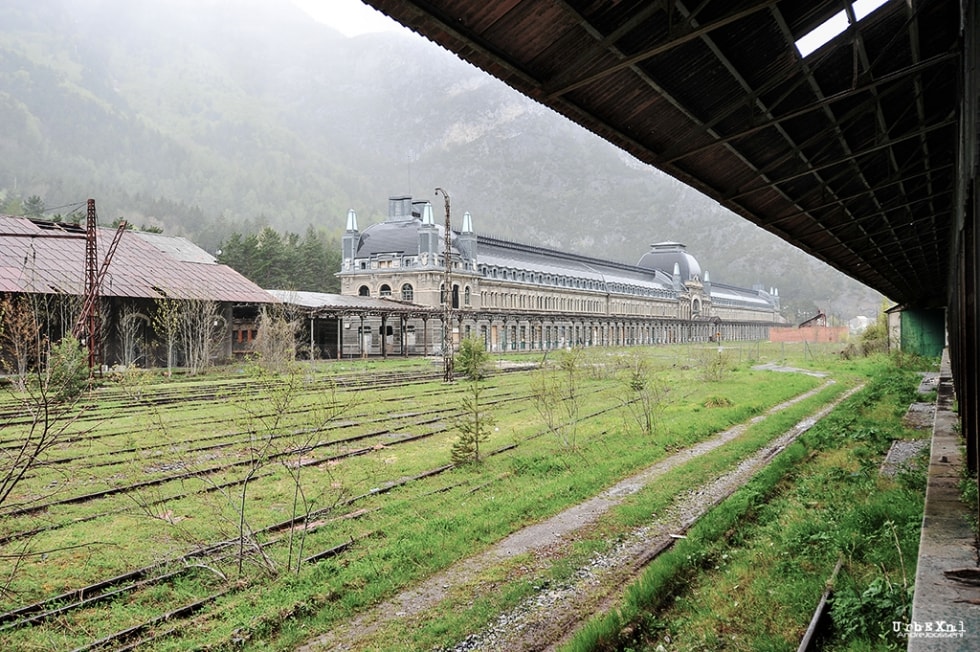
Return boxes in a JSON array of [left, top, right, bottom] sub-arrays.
[[0, 342, 932, 650], [567, 355, 933, 652]]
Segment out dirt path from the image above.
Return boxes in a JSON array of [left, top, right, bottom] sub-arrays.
[[299, 379, 858, 652]]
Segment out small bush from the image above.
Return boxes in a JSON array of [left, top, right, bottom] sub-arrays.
[[253, 308, 298, 373], [46, 335, 88, 402], [695, 348, 733, 382], [830, 576, 911, 645], [703, 395, 733, 408]]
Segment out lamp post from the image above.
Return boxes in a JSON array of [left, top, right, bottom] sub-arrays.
[[435, 187, 454, 382]]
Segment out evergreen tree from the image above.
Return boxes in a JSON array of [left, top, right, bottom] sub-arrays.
[[256, 227, 290, 289], [455, 336, 491, 381], [450, 382, 495, 465], [23, 195, 45, 217], [219, 226, 342, 292], [299, 226, 327, 291]]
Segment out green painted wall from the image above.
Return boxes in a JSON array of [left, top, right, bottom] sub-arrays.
[[900, 309, 946, 357]]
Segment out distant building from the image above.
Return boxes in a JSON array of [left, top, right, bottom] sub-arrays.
[[334, 195, 785, 356], [849, 315, 873, 334]]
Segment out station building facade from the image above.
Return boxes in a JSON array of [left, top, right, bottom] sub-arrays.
[[337, 196, 784, 356]]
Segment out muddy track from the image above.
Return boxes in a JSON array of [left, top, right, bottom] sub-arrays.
[[299, 379, 861, 652]]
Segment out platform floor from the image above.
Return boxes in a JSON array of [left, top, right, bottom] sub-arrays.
[[908, 351, 980, 650]]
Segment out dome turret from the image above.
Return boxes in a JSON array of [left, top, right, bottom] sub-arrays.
[[637, 242, 703, 281]]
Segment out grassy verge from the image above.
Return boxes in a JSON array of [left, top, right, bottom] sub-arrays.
[[563, 355, 931, 652]]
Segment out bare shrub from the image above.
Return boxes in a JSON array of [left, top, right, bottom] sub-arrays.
[[118, 304, 149, 367], [0, 295, 40, 388], [695, 346, 733, 382], [1, 334, 87, 509], [253, 307, 298, 373], [532, 347, 583, 451], [620, 352, 670, 437], [152, 298, 181, 374], [180, 299, 224, 375]]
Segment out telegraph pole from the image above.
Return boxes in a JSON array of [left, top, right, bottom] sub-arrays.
[[83, 199, 99, 374], [435, 187, 454, 382]]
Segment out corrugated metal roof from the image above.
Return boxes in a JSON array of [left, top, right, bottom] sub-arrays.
[[477, 242, 672, 291], [362, 0, 960, 309], [0, 215, 276, 304], [268, 289, 438, 314]]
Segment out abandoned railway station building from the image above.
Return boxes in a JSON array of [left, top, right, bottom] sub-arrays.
[[0, 211, 276, 371], [2, 198, 786, 371], [2, 198, 786, 370], [333, 195, 785, 356]]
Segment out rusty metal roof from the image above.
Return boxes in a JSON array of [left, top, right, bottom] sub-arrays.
[[362, 0, 960, 308], [0, 215, 277, 304]]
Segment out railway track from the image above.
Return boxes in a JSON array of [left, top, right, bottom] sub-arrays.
[[0, 367, 461, 444], [0, 361, 838, 651], [305, 381, 859, 652], [0, 382, 555, 545], [0, 380, 630, 650], [0, 439, 526, 646], [0, 365, 537, 501]]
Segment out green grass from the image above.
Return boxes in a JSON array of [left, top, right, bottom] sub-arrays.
[[0, 342, 911, 650], [562, 354, 930, 652]]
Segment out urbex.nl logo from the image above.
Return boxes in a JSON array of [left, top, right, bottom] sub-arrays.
[[893, 620, 966, 639]]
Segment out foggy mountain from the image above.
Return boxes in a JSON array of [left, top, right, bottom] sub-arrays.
[[0, 0, 881, 321]]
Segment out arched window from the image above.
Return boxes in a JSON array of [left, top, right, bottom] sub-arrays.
[[358, 285, 370, 296], [401, 284, 414, 302], [379, 284, 392, 297]]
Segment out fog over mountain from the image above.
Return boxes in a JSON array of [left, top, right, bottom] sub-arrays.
[[0, 0, 882, 321]]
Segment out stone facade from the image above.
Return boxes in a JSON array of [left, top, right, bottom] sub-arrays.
[[337, 196, 784, 356]]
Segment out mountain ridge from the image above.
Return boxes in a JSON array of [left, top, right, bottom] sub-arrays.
[[0, 0, 881, 320]]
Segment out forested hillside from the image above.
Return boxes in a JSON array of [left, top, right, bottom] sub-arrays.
[[0, 0, 881, 320]]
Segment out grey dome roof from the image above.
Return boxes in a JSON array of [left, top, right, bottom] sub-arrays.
[[636, 242, 703, 280], [355, 219, 457, 257]]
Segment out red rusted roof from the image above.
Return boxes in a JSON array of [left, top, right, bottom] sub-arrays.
[[0, 215, 277, 304]]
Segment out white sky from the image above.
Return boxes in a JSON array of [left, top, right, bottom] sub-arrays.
[[290, 0, 407, 37]]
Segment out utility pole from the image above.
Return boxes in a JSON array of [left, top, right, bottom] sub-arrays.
[[72, 200, 127, 376], [435, 187, 454, 382], [82, 199, 99, 374]]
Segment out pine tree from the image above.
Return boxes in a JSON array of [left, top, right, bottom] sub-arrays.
[[450, 382, 495, 465]]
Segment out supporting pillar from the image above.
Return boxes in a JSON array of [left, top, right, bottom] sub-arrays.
[[359, 315, 365, 358], [401, 315, 408, 356], [337, 317, 343, 360]]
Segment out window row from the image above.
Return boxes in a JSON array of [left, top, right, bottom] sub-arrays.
[[478, 265, 672, 298], [358, 283, 415, 302], [355, 283, 473, 307]]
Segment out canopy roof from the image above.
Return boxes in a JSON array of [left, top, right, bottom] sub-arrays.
[[363, 0, 960, 308]]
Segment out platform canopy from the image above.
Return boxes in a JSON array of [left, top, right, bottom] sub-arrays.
[[363, 0, 961, 309]]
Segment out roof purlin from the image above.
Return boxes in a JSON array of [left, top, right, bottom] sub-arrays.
[[364, 0, 959, 307]]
